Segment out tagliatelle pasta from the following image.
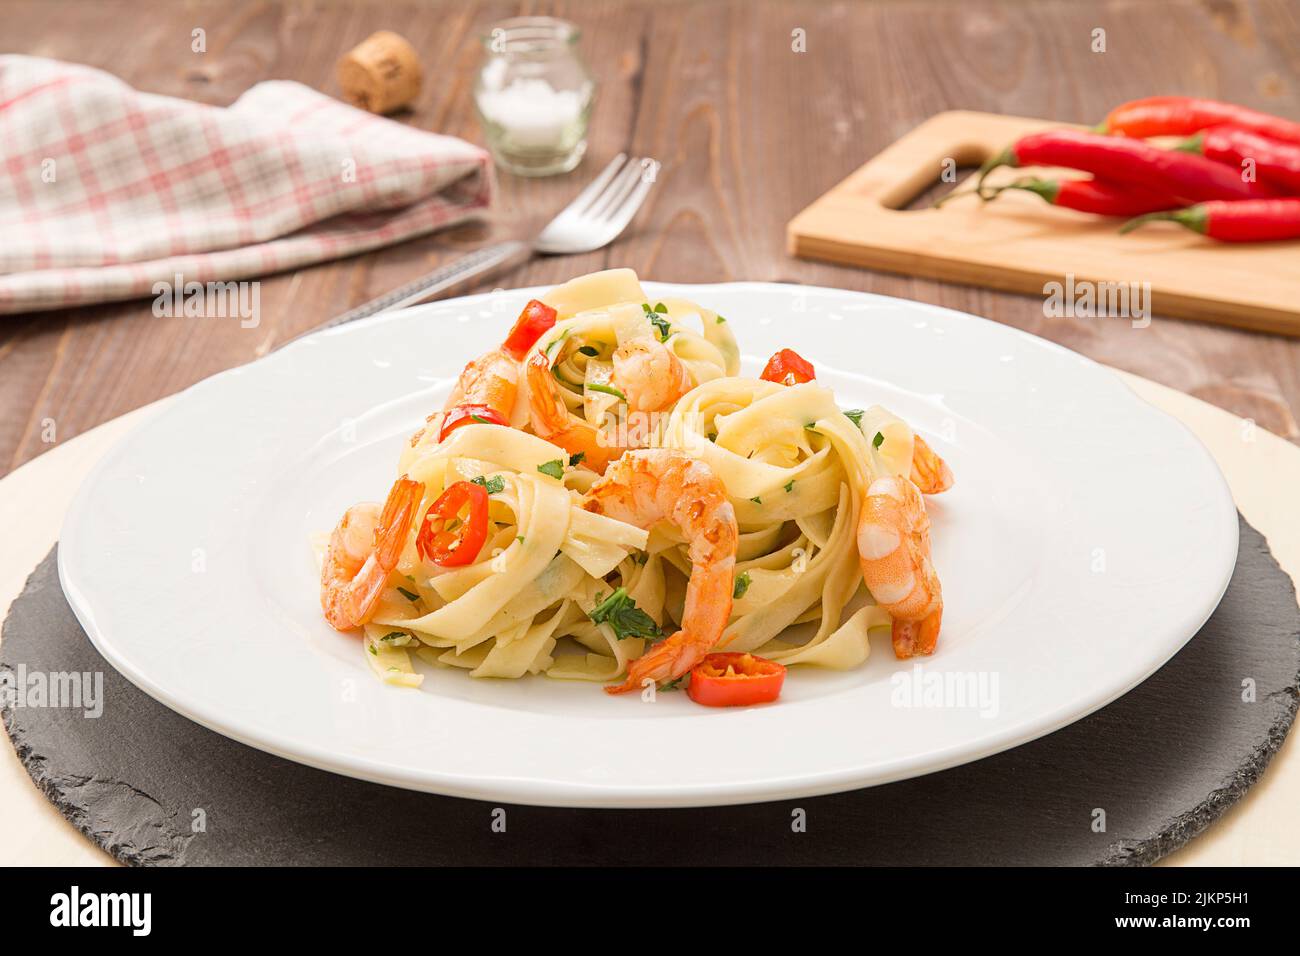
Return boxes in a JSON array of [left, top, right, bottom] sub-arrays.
[[316, 268, 952, 698]]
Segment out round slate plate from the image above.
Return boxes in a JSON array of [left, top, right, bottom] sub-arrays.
[[4, 521, 1298, 866]]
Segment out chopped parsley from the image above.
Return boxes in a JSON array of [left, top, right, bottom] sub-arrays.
[[804, 422, 818, 432], [469, 413, 493, 424], [587, 587, 663, 642], [368, 643, 378, 656], [396, 586, 420, 602], [749, 495, 762, 505], [873, 431, 885, 449], [733, 572, 751, 600], [843, 408, 865, 429], [715, 314, 727, 324], [587, 382, 627, 401], [642, 302, 671, 340], [569, 451, 586, 466], [659, 675, 689, 692], [471, 474, 505, 495], [537, 459, 565, 480], [784, 480, 794, 493]]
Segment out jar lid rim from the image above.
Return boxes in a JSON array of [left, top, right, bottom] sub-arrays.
[[482, 16, 581, 51]]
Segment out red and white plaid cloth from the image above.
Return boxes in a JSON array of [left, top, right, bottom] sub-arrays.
[[0, 56, 495, 314]]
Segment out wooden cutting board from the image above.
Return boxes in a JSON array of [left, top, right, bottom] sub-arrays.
[[788, 111, 1300, 336]]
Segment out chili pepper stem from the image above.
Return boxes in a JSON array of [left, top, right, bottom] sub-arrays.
[[975, 148, 1017, 197], [932, 186, 983, 208], [996, 178, 1060, 203], [1119, 207, 1207, 235]]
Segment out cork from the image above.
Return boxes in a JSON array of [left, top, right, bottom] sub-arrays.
[[337, 31, 422, 115]]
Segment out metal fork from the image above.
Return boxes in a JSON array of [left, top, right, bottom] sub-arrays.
[[313, 153, 660, 332]]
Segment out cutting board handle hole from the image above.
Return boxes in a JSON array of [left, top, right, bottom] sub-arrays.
[[888, 146, 991, 212]]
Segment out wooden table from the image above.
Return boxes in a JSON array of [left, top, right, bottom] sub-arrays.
[[3, 0, 1300, 475]]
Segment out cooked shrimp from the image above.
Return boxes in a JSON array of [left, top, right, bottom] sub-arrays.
[[909, 434, 954, 495], [584, 450, 739, 693], [856, 475, 943, 658], [321, 476, 424, 631], [409, 348, 519, 448], [612, 338, 692, 413], [444, 348, 519, 413], [526, 350, 618, 472]]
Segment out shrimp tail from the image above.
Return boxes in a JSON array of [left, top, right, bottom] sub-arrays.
[[320, 476, 424, 631], [892, 606, 942, 658], [910, 434, 954, 495], [376, 477, 423, 565], [526, 350, 617, 472], [604, 630, 710, 694]]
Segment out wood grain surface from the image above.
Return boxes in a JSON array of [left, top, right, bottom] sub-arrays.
[[3, 0, 1300, 476]]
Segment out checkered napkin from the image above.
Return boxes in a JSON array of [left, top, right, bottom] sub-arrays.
[[0, 56, 495, 314]]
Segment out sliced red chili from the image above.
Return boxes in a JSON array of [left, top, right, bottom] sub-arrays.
[[438, 403, 509, 442], [759, 348, 816, 386], [416, 481, 490, 567], [501, 299, 559, 360], [686, 652, 787, 707]]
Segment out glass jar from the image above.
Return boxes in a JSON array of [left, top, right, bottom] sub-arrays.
[[474, 17, 595, 177]]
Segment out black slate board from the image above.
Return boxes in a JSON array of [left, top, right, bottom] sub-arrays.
[[4, 517, 1299, 866]]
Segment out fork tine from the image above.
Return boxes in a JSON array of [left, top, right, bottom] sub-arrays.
[[562, 153, 628, 218], [587, 160, 644, 220], [603, 159, 659, 232]]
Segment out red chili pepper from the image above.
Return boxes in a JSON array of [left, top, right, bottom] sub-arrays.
[[1177, 126, 1300, 194], [501, 299, 558, 360], [438, 403, 510, 442], [686, 653, 787, 707], [977, 129, 1278, 203], [416, 480, 490, 567], [1120, 198, 1300, 242], [759, 348, 816, 385], [984, 177, 1180, 216], [1100, 96, 1300, 146]]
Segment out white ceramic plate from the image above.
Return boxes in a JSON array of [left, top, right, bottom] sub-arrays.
[[59, 282, 1238, 808]]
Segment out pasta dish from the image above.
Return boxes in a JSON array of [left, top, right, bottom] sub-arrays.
[[317, 269, 952, 706]]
